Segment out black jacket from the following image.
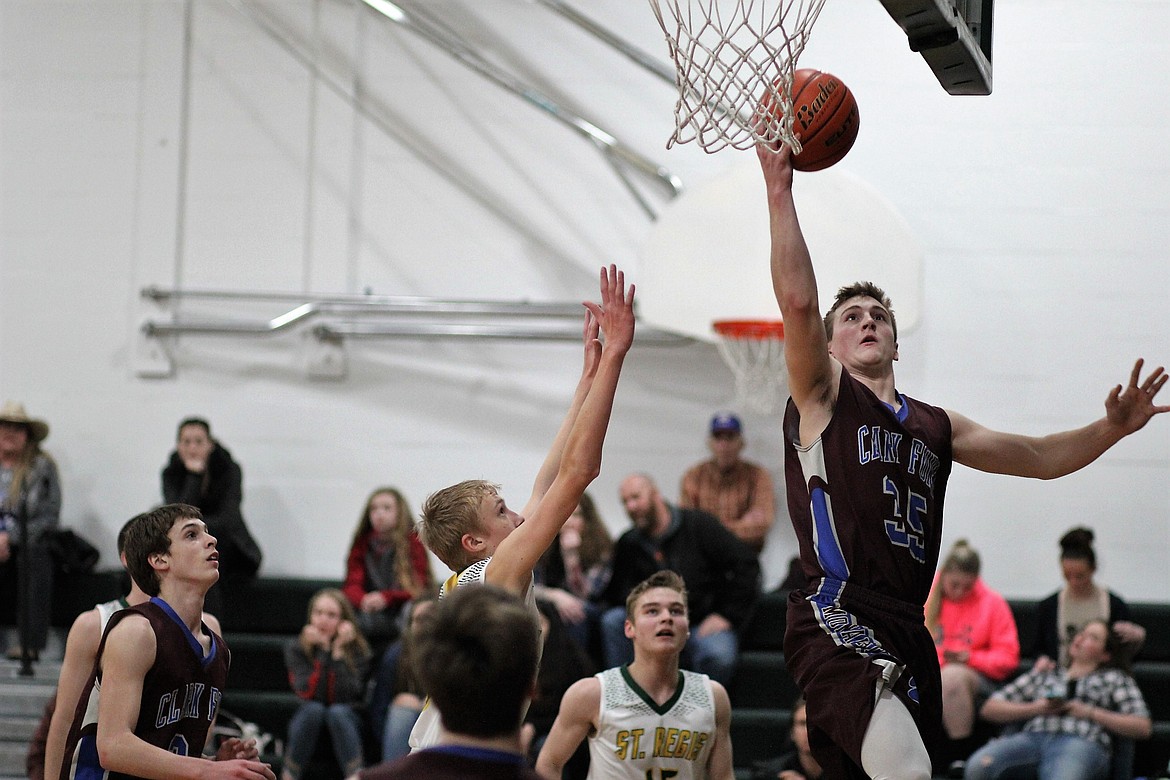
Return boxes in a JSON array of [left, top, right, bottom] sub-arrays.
[[1028, 589, 1133, 661], [602, 506, 760, 628], [162, 443, 262, 577]]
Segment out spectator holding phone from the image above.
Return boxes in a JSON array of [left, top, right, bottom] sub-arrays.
[[924, 540, 1019, 764], [964, 619, 1149, 780]]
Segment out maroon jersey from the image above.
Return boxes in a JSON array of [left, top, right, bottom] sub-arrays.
[[782, 369, 953, 775], [783, 368, 953, 603], [61, 598, 229, 780]]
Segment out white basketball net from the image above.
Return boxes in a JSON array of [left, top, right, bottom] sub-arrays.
[[714, 330, 787, 415], [648, 0, 827, 153]]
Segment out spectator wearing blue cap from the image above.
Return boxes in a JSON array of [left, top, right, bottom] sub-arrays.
[[680, 412, 776, 553]]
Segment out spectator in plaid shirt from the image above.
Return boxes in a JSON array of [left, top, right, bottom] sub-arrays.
[[964, 619, 1150, 780], [679, 412, 775, 553]]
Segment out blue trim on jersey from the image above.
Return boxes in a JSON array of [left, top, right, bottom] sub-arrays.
[[809, 594, 886, 659], [150, 597, 217, 668], [425, 745, 526, 765], [810, 576, 846, 606], [809, 486, 849, 581], [73, 734, 106, 780], [881, 392, 909, 423]]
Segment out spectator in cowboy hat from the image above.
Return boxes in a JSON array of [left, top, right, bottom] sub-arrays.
[[0, 400, 61, 661]]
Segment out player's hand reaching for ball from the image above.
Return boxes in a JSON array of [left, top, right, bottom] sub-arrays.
[[756, 138, 795, 198], [583, 264, 635, 358]]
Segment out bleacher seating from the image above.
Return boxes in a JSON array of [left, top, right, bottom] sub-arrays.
[[731, 592, 1170, 778], [41, 573, 1170, 778], [216, 577, 347, 778]]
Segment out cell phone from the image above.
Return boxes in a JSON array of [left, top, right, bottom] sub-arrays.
[[1067, 679, 1078, 701]]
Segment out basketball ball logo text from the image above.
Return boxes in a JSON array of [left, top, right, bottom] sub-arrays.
[[795, 79, 839, 132]]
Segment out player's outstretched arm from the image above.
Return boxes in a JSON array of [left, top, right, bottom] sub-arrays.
[[490, 265, 634, 593], [707, 682, 736, 780], [535, 677, 601, 779], [756, 141, 838, 431], [523, 309, 602, 519], [950, 358, 1169, 478], [44, 608, 103, 780]]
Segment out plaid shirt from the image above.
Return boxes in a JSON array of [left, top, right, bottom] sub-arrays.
[[993, 667, 1149, 748], [679, 458, 773, 548]]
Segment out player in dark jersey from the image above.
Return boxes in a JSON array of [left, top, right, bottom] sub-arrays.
[[756, 141, 1168, 779], [46, 516, 225, 780], [59, 504, 275, 780]]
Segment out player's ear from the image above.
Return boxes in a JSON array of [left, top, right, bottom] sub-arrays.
[[149, 551, 168, 571], [893, 342, 899, 361], [461, 533, 483, 554], [624, 619, 635, 640]]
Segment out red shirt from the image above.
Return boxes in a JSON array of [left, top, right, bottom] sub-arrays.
[[343, 530, 431, 609]]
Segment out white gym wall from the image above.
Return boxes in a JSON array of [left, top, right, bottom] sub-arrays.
[[1, 0, 1167, 598]]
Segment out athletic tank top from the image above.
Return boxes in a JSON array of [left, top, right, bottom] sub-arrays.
[[784, 369, 953, 607], [588, 667, 716, 780], [408, 558, 539, 751], [62, 597, 132, 765], [61, 597, 229, 780]]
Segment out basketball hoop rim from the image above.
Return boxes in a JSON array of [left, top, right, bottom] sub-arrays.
[[712, 319, 785, 340]]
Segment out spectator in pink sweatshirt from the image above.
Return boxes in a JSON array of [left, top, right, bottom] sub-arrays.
[[926, 539, 1020, 765]]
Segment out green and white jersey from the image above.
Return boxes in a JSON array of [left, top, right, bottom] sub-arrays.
[[588, 666, 716, 780]]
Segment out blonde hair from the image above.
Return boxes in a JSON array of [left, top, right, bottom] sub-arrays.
[[925, 539, 980, 638], [2, 441, 53, 513], [418, 480, 500, 570], [940, 538, 981, 576]]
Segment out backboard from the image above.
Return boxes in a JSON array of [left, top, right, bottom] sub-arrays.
[[878, 0, 994, 95]]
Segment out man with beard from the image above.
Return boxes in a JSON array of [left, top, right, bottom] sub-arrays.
[[597, 473, 759, 686]]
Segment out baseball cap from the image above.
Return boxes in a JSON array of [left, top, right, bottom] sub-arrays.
[[709, 412, 742, 435]]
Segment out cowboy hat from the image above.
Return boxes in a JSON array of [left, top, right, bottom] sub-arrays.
[[0, 401, 49, 442]]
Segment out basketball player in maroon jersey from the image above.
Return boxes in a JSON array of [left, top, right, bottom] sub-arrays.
[[60, 504, 275, 780], [756, 141, 1168, 779], [45, 516, 227, 780]]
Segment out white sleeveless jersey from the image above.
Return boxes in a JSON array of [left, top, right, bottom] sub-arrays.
[[70, 599, 130, 744], [407, 557, 539, 751], [587, 667, 717, 780]]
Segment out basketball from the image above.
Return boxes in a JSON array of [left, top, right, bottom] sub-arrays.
[[771, 69, 860, 171]]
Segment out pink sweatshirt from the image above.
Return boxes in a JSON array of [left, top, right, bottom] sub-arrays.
[[934, 577, 1020, 681]]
